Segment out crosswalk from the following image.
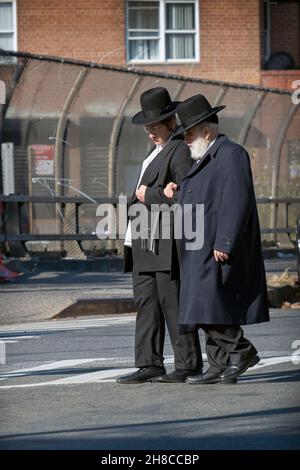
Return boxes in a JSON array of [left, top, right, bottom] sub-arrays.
[[0, 354, 296, 390], [0, 314, 298, 390], [0, 315, 137, 378]]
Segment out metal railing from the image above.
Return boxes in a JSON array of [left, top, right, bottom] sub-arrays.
[[0, 195, 117, 254], [257, 197, 300, 239], [0, 195, 299, 253]]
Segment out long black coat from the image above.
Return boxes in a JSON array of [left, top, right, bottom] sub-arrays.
[[178, 135, 270, 326], [124, 135, 193, 276]]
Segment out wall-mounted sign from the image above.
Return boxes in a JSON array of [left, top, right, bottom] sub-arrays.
[[30, 145, 55, 176]]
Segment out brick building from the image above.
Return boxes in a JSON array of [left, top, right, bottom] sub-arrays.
[[1, 0, 299, 88]]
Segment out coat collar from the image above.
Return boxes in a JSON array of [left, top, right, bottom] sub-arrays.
[[140, 140, 175, 183], [183, 134, 227, 180], [140, 128, 182, 183]]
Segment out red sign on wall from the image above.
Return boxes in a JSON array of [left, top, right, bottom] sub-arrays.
[[30, 145, 55, 176]]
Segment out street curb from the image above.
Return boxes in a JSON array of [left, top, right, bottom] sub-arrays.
[[52, 284, 299, 320], [53, 298, 136, 319]]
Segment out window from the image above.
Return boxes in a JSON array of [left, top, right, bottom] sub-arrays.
[[127, 0, 199, 63], [0, 0, 17, 52]]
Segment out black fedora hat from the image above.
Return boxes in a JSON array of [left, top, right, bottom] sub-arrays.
[[174, 94, 225, 135], [132, 87, 179, 125]]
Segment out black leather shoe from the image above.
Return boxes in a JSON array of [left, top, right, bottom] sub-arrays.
[[186, 369, 222, 384], [219, 355, 260, 381], [186, 369, 238, 385], [116, 366, 166, 384], [157, 369, 202, 383]]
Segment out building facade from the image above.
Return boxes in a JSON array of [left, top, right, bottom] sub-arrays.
[[1, 0, 299, 89]]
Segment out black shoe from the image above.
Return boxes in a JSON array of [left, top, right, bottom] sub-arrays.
[[157, 369, 202, 383], [219, 355, 260, 381], [186, 369, 222, 384], [116, 366, 166, 384], [186, 369, 238, 385]]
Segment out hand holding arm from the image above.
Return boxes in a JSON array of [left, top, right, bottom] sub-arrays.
[[163, 182, 178, 198], [135, 185, 147, 203]]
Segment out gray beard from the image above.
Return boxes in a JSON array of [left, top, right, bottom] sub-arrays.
[[190, 137, 210, 161]]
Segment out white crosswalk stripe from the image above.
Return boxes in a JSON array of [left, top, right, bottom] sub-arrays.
[[0, 355, 296, 390], [0, 356, 138, 378], [0, 314, 136, 334]]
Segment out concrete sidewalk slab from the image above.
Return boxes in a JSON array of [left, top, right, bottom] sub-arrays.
[[0, 271, 133, 325]]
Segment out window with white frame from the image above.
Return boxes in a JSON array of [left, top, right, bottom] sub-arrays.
[[127, 0, 199, 63], [0, 0, 17, 52]]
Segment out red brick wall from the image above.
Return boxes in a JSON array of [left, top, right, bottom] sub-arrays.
[[18, 0, 126, 64], [17, 0, 261, 85], [261, 70, 300, 90]]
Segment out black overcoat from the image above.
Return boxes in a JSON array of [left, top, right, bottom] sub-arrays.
[[124, 135, 193, 276], [178, 135, 270, 326]]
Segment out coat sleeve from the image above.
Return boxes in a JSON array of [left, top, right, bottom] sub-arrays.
[[144, 142, 192, 207], [214, 146, 254, 256]]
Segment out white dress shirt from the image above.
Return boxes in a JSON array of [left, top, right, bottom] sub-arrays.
[[124, 144, 164, 247]]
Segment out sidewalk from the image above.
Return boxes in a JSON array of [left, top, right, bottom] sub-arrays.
[[0, 255, 298, 326]]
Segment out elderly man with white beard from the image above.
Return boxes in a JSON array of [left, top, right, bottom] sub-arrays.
[[164, 94, 269, 384]]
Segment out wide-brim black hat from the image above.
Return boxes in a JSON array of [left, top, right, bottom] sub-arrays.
[[174, 94, 225, 136], [132, 87, 179, 125]]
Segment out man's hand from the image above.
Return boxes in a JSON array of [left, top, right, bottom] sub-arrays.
[[163, 182, 178, 198], [135, 185, 147, 203], [214, 250, 229, 262]]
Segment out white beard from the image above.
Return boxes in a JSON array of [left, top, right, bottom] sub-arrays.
[[190, 136, 210, 161]]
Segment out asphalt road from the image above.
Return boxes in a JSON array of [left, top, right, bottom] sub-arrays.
[[0, 309, 299, 450]]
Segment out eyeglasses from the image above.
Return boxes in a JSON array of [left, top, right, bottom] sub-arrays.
[[144, 125, 163, 134]]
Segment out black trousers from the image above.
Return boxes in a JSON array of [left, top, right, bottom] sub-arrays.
[[132, 271, 202, 371], [201, 325, 258, 372]]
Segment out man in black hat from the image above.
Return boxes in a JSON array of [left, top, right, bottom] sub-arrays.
[[164, 94, 269, 384], [117, 87, 202, 384]]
